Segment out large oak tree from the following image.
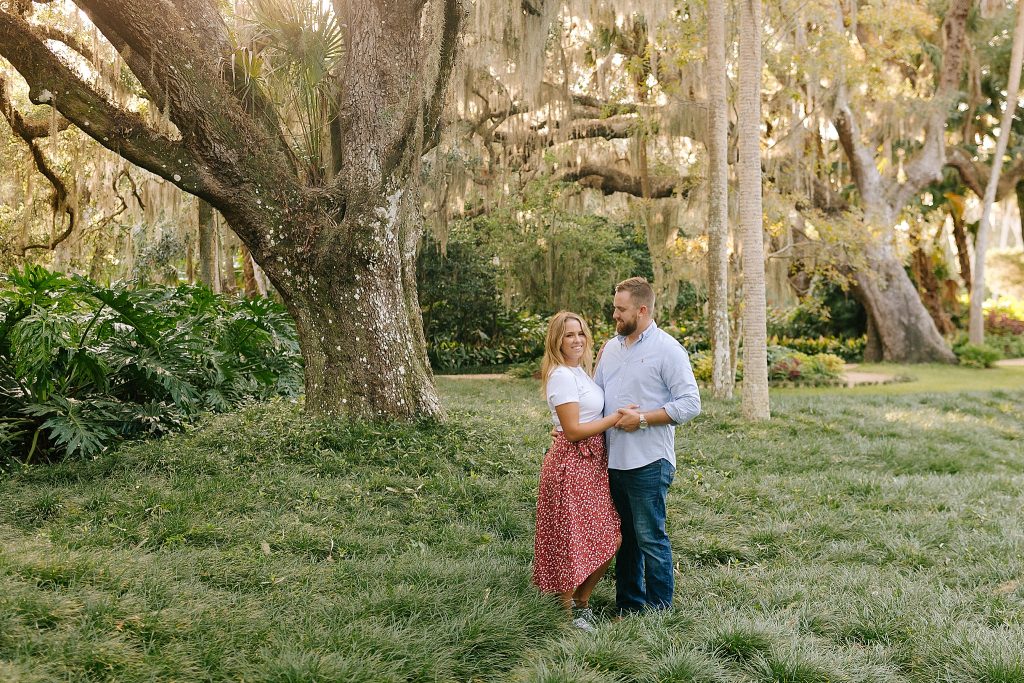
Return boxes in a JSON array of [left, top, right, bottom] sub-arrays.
[[1, 0, 463, 419]]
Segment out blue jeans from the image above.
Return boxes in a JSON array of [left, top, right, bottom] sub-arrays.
[[608, 458, 675, 612]]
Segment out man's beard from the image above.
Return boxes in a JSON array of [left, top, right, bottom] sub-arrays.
[[616, 318, 637, 336]]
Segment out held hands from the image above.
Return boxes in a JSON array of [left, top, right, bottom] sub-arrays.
[[614, 406, 642, 432]]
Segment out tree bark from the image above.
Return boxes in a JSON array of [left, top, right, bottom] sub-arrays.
[[706, 0, 732, 399], [947, 196, 973, 292], [910, 228, 955, 336], [197, 199, 220, 293], [969, 0, 1024, 344], [739, 0, 769, 420], [1017, 180, 1024, 248], [0, 0, 462, 419]]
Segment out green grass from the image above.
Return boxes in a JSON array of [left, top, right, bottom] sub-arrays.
[[0, 375, 1023, 681]]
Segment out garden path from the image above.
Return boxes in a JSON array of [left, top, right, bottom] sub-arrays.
[[841, 363, 900, 387]]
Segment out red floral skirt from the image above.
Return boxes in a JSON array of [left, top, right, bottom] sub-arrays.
[[532, 432, 621, 593]]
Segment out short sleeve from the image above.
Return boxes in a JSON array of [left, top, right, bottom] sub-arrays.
[[546, 367, 580, 407]]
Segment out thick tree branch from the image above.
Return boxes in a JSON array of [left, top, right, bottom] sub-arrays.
[[36, 24, 96, 63], [885, 0, 972, 211], [0, 10, 207, 194], [0, 74, 70, 139], [423, 0, 464, 152], [946, 146, 1024, 201], [74, 0, 294, 178], [556, 162, 689, 198]]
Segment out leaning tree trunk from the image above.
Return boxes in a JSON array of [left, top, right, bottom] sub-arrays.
[[739, 0, 769, 420], [970, 0, 1024, 344], [853, 207, 956, 363], [830, 0, 968, 364], [706, 0, 733, 400]]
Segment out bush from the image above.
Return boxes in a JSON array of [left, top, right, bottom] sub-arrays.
[[767, 334, 866, 362], [988, 333, 1024, 359], [428, 310, 547, 372], [985, 308, 1024, 337], [0, 265, 302, 462], [690, 346, 843, 386], [954, 342, 1004, 369]]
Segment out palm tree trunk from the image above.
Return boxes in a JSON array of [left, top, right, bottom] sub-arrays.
[[707, 0, 733, 400], [739, 0, 769, 420]]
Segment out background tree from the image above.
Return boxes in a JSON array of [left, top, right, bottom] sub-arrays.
[[970, 0, 1024, 344], [0, 0, 466, 419], [739, 0, 769, 419], [706, 0, 733, 399]]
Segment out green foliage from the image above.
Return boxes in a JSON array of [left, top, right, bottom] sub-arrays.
[[767, 334, 867, 362], [769, 285, 867, 340], [691, 346, 844, 386], [418, 231, 503, 346], [418, 184, 651, 372], [953, 341, 1004, 369], [0, 265, 302, 462], [466, 180, 639, 320]]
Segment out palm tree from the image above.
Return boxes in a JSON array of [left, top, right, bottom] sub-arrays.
[[707, 0, 733, 400], [739, 0, 769, 420]]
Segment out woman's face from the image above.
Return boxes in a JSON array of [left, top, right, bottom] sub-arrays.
[[560, 318, 586, 366]]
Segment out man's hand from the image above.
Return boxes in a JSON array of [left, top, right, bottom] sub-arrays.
[[615, 408, 642, 432]]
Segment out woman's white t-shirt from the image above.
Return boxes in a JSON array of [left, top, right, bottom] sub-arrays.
[[546, 365, 605, 431]]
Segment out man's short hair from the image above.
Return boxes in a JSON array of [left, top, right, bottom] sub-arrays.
[[615, 276, 655, 311]]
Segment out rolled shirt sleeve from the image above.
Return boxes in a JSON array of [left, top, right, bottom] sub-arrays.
[[661, 345, 701, 425]]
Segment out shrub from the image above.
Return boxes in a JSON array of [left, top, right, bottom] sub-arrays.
[[985, 312, 1024, 337], [767, 335, 866, 362], [954, 342, 1004, 369], [0, 265, 302, 462], [690, 346, 842, 386], [988, 333, 1024, 359]]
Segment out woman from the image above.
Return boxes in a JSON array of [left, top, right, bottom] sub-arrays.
[[532, 311, 626, 633]]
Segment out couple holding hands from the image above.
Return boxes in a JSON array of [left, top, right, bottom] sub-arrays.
[[532, 277, 702, 632]]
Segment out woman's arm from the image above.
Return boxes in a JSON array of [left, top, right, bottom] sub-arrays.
[[555, 402, 629, 443]]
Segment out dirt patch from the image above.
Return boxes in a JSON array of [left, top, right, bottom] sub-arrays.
[[840, 363, 902, 387], [439, 373, 507, 380], [995, 358, 1024, 367]]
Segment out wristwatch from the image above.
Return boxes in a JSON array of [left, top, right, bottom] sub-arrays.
[[638, 413, 649, 430]]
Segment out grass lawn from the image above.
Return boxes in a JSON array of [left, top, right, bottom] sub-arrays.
[[1, 374, 1023, 682]]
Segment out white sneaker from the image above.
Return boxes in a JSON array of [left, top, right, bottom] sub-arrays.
[[572, 607, 598, 633]]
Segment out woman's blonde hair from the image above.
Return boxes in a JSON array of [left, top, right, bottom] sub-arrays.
[[540, 311, 594, 395]]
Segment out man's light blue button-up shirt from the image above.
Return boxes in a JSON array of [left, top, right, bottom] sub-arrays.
[[593, 320, 701, 470]]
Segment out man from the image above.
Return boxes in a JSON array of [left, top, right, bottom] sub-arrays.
[[594, 277, 701, 614]]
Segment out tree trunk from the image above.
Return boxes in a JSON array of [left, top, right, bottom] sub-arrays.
[[270, 187, 442, 419], [198, 198, 220, 293], [829, 0, 968, 363], [970, 0, 1024, 344], [854, 240, 956, 362], [1017, 180, 1024, 248], [910, 230, 955, 336], [0, 0, 458, 419], [949, 201, 972, 292], [739, 0, 769, 420], [242, 244, 260, 298], [706, 0, 733, 400]]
